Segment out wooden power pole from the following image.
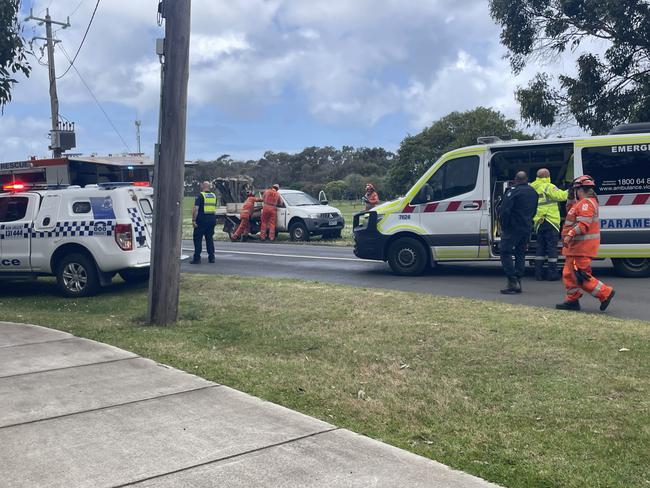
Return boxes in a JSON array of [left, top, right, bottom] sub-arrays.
[[147, 0, 192, 325]]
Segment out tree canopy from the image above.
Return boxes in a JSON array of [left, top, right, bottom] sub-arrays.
[[387, 107, 531, 195], [490, 0, 650, 134], [0, 0, 30, 109]]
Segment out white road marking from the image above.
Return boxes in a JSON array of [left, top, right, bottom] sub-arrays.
[[181, 248, 376, 263]]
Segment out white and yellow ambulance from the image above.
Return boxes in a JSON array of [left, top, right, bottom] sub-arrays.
[[353, 123, 650, 277]]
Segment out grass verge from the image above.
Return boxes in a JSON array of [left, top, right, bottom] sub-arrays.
[[1, 275, 648, 487]]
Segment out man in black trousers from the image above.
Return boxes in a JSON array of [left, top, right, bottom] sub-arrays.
[[499, 171, 538, 294], [190, 181, 218, 264]]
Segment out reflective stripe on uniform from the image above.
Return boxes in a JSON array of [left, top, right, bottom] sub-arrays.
[[548, 258, 558, 263], [590, 281, 604, 297], [535, 256, 546, 261], [573, 233, 600, 241], [567, 288, 580, 295], [576, 216, 594, 223]]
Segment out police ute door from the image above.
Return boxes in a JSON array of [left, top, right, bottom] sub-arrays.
[[0, 193, 38, 271], [409, 152, 485, 260]]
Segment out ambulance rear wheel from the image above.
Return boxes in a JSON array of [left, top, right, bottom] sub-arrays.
[[612, 258, 650, 278], [387, 237, 428, 276], [56, 253, 100, 298]]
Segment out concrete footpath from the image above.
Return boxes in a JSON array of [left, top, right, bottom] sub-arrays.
[[0, 322, 501, 488]]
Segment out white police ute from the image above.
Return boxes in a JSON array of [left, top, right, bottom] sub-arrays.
[[0, 182, 153, 297]]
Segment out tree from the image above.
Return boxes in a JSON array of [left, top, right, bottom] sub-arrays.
[[388, 107, 532, 195], [0, 0, 30, 109], [323, 180, 347, 200], [489, 0, 650, 134]]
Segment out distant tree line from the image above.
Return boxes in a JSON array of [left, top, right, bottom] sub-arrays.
[[186, 107, 531, 201]]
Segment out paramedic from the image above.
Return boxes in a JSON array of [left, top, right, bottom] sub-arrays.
[[190, 181, 217, 264], [499, 171, 538, 294], [556, 175, 615, 312], [531, 168, 568, 281]]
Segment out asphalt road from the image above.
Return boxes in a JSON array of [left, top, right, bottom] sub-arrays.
[[182, 240, 650, 322]]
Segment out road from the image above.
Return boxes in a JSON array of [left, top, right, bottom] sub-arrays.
[[181, 241, 650, 322]]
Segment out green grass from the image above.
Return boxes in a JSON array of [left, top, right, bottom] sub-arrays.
[[1, 275, 649, 487], [183, 196, 362, 245]]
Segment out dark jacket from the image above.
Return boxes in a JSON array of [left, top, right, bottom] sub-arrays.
[[500, 183, 538, 234]]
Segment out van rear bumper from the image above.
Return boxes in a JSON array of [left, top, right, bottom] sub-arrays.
[[353, 212, 386, 261]]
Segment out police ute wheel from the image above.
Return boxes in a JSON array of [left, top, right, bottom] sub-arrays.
[[387, 237, 428, 276], [119, 268, 150, 284], [612, 258, 650, 278], [289, 221, 309, 241], [56, 253, 100, 298]]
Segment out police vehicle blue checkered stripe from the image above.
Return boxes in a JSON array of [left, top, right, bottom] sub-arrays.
[[30, 221, 115, 239], [127, 208, 147, 246]]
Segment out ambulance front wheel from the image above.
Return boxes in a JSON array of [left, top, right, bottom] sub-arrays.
[[55, 253, 100, 298], [387, 237, 428, 276], [612, 258, 650, 278]]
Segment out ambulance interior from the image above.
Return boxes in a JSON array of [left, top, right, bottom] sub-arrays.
[[489, 143, 574, 256]]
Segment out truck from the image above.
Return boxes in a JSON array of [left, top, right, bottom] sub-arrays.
[[353, 123, 650, 277], [0, 183, 153, 297], [214, 179, 345, 241]]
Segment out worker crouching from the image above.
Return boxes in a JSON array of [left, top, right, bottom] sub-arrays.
[[231, 190, 262, 241], [557, 175, 615, 312]]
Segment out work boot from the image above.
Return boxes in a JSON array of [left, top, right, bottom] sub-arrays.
[[534, 260, 545, 281], [556, 300, 581, 311], [208, 257, 215, 264], [500, 277, 520, 295], [546, 262, 560, 281], [600, 290, 615, 312]]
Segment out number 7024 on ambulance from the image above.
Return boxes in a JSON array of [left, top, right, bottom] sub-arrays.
[[353, 124, 650, 278], [0, 183, 153, 297]]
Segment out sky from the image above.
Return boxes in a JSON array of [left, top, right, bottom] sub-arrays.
[[1, 0, 585, 162]]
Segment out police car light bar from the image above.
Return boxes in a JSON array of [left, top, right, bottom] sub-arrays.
[[2, 183, 25, 191]]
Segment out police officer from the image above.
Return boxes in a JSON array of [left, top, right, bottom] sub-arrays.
[[190, 181, 217, 264], [499, 171, 538, 294]]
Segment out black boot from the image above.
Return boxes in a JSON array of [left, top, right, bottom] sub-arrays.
[[600, 289, 615, 311], [534, 260, 545, 281], [516, 277, 522, 293], [500, 277, 520, 295], [556, 300, 581, 311], [546, 262, 560, 281]]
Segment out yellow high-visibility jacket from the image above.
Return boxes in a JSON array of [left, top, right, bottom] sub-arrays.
[[531, 177, 568, 231]]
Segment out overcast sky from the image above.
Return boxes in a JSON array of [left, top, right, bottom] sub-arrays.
[[1, 0, 582, 162]]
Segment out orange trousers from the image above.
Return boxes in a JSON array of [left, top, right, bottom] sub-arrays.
[[562, 256, 613, 302], [259, 207, 276, 241], [231, 216, 250, 240]]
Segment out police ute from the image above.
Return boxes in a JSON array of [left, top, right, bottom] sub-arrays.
[[354, 123, 650, 277], [0, 182, 153, 297]]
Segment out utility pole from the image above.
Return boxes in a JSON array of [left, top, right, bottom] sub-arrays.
[[147, 0, 192, 325], [135, 120, 142, 154], [25, 9, 71, 158]]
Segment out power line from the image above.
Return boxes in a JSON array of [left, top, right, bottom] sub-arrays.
[[56, 0, 100, 80], [68, 0, 87, 17], [57, 44, 131, 152]]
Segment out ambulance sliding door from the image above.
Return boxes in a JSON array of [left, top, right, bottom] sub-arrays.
[[413, 154, 484, 260]]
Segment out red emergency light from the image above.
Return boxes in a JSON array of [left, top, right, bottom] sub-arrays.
[[132, 181, 150, 187], [2, 183, 25, 191]]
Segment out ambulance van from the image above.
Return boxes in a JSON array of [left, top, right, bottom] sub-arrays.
[[353, 123, 650, 277]]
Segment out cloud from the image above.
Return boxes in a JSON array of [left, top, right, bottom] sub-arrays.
[[0, 116, 51, 160]]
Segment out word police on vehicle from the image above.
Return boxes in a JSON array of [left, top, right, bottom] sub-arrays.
[[0, 182, 153, 297]]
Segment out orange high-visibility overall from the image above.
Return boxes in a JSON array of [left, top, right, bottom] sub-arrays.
[[260, 188, 281, 241], [561, 197, 613, 303], [232, 195, 260, 240]]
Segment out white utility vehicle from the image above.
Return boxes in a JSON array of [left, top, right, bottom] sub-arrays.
[[222, 189, 345, 241], [0, 183, 153, 296], [354, 123, 650, 277]]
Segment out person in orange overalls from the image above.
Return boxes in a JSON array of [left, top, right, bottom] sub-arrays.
[[556, 175, 615, 312], [260, 184, 282, 241], [231, 190, 261, 241], [362, 183, 379, 211]]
